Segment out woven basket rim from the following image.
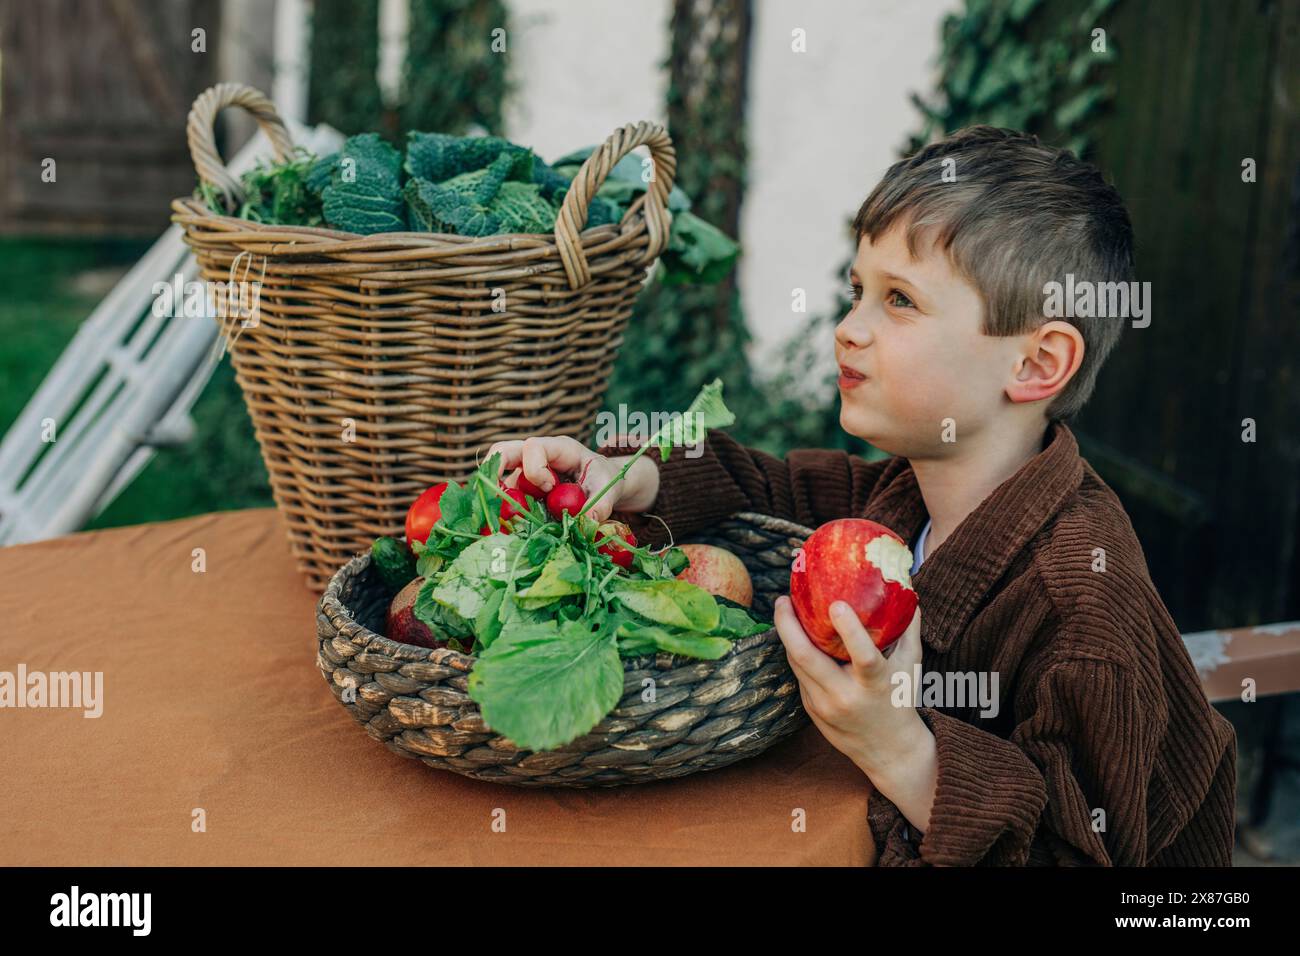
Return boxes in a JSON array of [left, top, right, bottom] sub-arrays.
[[171, 195, 645, 254], [319, 510, 813, 672]]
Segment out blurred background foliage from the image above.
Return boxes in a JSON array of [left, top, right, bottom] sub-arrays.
[[307, 0, 512, 138]]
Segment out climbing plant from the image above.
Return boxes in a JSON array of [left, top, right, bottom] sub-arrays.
[[307, 0, 384, 135], [400, 0, 512, 136], [600, 0, 770, 446], [908, 0, 1121, 159], [307, 0, 510, 139]]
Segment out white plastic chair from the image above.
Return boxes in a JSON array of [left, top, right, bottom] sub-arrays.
[[0, 120, 343, 545]]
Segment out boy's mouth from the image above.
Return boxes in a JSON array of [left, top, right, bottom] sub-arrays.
[[838, 365, 868, 389]]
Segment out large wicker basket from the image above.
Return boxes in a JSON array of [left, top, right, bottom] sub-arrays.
[[316, 513, 813, 788], [173, 83, 676, 591]]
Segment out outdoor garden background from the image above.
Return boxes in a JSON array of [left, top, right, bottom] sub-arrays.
[[1, 0, 1297, 864]]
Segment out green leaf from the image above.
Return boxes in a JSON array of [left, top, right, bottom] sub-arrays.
[[1008, 0, 1041, 24], [467, 618, 624, 752], [548, 147, 692, 212], [403, 176, 499, 236], [403, 160, 555, 237], [444, 532, 527, 584], [616, 630, 661, 657], [516, 545, 584, 607], [655, 378, 736, 459], [321, 133, 406, 234], [404, 132, 531, 182], [611, 579, 720, 632], [491, 181, 559, 234], [616, 623, 733, 660], [430, 570, 497, 622], [473, 587, 506, 647], [499, 588, 551, 628], [526, 532, 558, 568], [659, 211, 740, 286], [711, 604, 772, 638], [413, 577, 473, 639], [433, 481, 479, 535], [415, 549, 445, 578]]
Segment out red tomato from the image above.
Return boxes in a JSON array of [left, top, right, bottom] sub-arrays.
[[405, 482, 452, 546]]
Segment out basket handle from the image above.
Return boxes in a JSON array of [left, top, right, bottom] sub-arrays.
[[554, 121, 676, 290], [187, 82, 296, 212]]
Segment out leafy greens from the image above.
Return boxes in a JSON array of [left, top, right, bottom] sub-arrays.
[[397, 380, 771, 752]]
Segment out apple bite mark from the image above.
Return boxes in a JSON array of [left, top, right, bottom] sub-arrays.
[[864, 535, 913, 589]]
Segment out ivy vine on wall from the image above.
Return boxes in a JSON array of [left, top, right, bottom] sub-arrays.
[[307, 0, 510, 139]]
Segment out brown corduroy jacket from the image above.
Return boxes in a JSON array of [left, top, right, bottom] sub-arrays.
[[607, 421, 1237, 866]]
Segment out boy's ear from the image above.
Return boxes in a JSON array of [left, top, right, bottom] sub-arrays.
[[1007, 321, 1085, 405]]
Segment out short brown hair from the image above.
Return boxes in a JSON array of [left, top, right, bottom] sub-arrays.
[[853, 126, 1134, 422]]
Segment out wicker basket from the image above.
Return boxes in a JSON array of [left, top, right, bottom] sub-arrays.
[[172, 83, 676, 592], [316, 512, 813, 788]]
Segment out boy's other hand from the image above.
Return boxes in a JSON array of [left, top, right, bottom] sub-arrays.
[[483, 435, 657, 523], [773, 596, 928, 781]]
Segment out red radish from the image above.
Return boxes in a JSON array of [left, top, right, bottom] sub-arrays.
[[595, 520, 637, 569], [405, 482, 453, 546], [500, 487, 529, 521], [515, 466, 559, 500], [789, 518, 917, 660], [546, 482, 587, 519], [676, 544, 753, 607]]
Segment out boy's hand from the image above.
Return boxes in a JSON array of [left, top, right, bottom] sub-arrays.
[[483, 436, 658, 523], [773, 595, 929, 781]]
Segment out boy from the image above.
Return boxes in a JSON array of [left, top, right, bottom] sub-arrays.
[[487, 127, 1236, 866]]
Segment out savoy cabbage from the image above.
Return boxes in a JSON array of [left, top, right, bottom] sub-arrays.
[[198, 129, 738, 283], [321, 133, 406, 235]]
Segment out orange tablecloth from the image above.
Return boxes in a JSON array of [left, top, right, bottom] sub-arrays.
[[0, 509, 876, 866]]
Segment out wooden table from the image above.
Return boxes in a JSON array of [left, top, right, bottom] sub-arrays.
[[0, 509, 876, 866]]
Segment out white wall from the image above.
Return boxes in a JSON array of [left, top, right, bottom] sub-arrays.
[[503, 0, 952, 389], [503, 0, 672, 163], [744, 0, 952, 384]]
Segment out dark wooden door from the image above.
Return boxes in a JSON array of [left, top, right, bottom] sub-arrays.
[[0, 0, 220, 235], [1073, 0, 1300, 631]]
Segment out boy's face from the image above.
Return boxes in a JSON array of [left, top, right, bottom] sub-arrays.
[[835, 224, 1022, 459]]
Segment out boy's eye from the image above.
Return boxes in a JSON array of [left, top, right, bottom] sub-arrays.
[[886, 289, 916, 309], [846, 285, 862, 301]]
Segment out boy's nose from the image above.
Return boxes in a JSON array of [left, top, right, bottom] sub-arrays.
[[834, 310, 872, 350]]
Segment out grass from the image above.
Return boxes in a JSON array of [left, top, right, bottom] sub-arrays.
[[0, 237, 273, 533]]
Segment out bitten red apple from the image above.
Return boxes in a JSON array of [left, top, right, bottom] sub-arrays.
[[789, 518, 917, 660], [676, 544, 753, 608]]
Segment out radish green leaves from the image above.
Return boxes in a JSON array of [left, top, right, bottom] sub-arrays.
[[406, 379, 770, 752]]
